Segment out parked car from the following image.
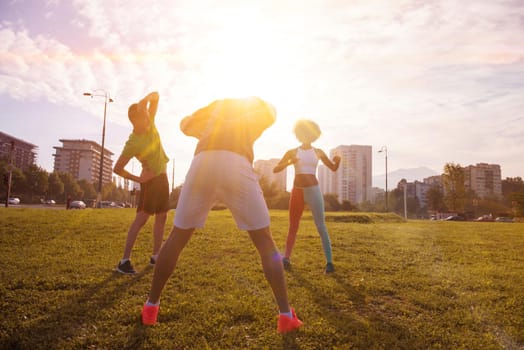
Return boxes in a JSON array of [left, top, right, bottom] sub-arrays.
[[44, 199, 56, 205], [474, 215, 493, 222], [69, 200, 86, 209], [443, 215, 465, 221], [8, 197, 20, 205], [100, 201, 118, 208], [495, 217, 514, 223]]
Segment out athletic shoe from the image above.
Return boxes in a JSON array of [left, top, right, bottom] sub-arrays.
[[149, 256, 156, 266], [117, 260, 137, 275], [325, 262, 335, 274], [282, 257, 291, 271], [141, 303, 159, 325], [277, 308, 303, 333]]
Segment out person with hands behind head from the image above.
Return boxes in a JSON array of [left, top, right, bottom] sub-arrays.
[[273, 119, 341, 274], [113, 91, 170, 275]]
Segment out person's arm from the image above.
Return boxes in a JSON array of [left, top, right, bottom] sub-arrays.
[[180, 100, 218, 138], [137, 91, 160, 122], [114, 155, 156, 183], [317, 149, 340, 171], [273, 149, 298, 173], [113, 155, 141, 182]]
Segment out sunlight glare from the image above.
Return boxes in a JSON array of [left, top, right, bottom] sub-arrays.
[[197, 15, 305, 118]]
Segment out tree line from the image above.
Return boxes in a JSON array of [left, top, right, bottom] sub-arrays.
[[1, 160, 132, 206], [4, 159, 523, 218]]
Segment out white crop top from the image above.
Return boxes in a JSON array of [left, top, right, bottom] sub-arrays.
[[293, 147, 318, 175]]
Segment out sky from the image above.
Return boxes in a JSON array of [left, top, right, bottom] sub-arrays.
[[1, 0, 523, 190]]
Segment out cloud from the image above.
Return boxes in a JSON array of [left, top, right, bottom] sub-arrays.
[[1, 0, 523, 179]]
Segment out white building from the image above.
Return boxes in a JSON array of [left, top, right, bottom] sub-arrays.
[[463, 163, 502, 199], [254, 158, 287, 192], [319, 145, 372, 204], [53, 139, 113, 185]]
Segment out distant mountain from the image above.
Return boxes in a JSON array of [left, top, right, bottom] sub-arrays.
[[373, 167, 439, 189]]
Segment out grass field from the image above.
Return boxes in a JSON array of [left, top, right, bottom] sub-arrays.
[[0, 208, 523, 349]]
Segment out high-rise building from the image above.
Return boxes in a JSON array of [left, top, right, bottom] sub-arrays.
[[53, 139, 114, 185], [254, 158, 286, 192], [319, 145, 372, 204], [463, 163, 502, 199], [0, 131, 38, 170], [399, 180, 434, 209]]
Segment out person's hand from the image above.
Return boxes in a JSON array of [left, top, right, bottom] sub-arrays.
[[147, 91, 159, 100], [333, 155, 341, 164]]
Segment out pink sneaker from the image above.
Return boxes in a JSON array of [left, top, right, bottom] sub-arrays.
[[277, 308, 303, 333], [141, 303, 159, 325]]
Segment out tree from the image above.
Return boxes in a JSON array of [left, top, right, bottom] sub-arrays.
[[47, 172, 64, 200], [23, 165, 49, 203], [426, 186, 445, 212], [77, 179, 97, 200], [323, 193, 341, 211], [502, 177, 524, 211], [341, 200, 355, 211], [509, 192, 524, 217], [443, 163, 466, 213], [59, 172, 82, 202], [0, 159, 24, 197], [502, 177, 524, 197], [258, 175, 289, 209]]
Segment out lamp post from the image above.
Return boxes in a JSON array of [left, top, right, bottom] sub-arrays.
[[83, 90, 113, 208], [378, 146, 388, 212], [3, 141, 15, 208]]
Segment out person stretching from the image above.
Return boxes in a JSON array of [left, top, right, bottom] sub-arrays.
[[273, 119, 340, 273], [141, 97, 303, 333]]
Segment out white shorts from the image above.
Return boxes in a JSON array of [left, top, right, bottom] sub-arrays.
[[174, 150, 270, 231]]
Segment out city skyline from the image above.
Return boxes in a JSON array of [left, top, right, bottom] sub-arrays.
[[1, 0, 523, 188], [0, 129, 520, 193]]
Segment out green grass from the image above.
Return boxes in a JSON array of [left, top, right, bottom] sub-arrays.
[[0, 208, 523, 349]]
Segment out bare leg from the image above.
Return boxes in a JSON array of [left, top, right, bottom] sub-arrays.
[[122, 211, 150, 260], [147, 226, 195, 304], [248, 227, 290, 313], [152, 211, 168, 256]]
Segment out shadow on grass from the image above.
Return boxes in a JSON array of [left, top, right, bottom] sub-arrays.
[[2, 267, 152, 350], [290, 268, 424, 348]]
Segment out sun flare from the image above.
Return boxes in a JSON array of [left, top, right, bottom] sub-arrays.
[[195, 16, 307, 118]]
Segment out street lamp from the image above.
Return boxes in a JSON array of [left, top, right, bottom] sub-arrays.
[[3, 141, 15, 208], [378, 146, 388, 212], [83, 90, 114, 208]]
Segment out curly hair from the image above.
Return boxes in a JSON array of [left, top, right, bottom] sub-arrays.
[[294, 119, 321, 143]]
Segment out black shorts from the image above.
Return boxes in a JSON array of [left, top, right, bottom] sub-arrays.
[[137, 173, 170, 214]]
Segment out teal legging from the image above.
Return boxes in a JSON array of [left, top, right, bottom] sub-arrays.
[[285, 185, 333, 263]]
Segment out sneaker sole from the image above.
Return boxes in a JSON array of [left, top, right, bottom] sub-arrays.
[[116, 268, 137, 275]]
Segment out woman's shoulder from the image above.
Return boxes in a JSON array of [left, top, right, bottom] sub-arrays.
[[286, 148, 299, 156]]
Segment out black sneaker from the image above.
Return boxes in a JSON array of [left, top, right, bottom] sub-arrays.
[[117, 260, 137, 274], [149, 256, 156, 266], [325, 262, 335, 274], [282, 257, 291, 271]]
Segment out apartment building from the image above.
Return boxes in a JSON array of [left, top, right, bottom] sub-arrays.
[[53, 139, 114, 185], [0, 131, 38, 170], [399, 180, 434, 208], [253, 158, 287, 192], [463, 163, 502, 199], [319, 145, 372, 204]]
